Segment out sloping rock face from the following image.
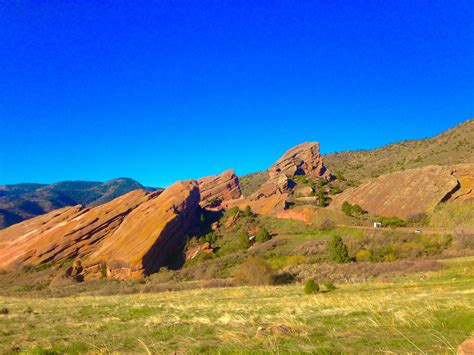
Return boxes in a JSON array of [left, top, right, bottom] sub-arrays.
[[451, 164, 474, 202], [0, 178, 158, 230], [0, 190, 149, 270], [330, 165, 466, 219], [85, 180, 200, 279], [198, 169, 242, 208], [268, 142, 331, 180], [251, 142, 331, 200], [0, 181, 200, 279]]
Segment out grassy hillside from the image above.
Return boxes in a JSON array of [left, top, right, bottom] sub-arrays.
[[1, 257, 472, 353], [0, 178, 157, 229], [324, 119, 474, 183]]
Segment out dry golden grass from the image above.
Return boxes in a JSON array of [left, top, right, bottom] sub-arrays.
[[0, 257, 473, 353]]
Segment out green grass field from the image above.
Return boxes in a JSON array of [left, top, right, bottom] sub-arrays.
[[1, 257, 473, 353]]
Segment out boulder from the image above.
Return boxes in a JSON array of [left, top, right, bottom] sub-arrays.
[[198, 169, 242, 208], [268, 142, 331, 180], [330, 165, 466, 219], [251, 142, 331, 199]]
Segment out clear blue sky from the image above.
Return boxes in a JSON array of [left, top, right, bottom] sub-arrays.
[[0, 1, 473, 187]]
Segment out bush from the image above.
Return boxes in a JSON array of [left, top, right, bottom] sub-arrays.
[[237, 230, 250, 249], [324, 281, 336, 291], [342, 201, 367, 216], [328, 235, 351, 263], [304, 279, 319, 294], [227, 206, 240, 217], [374, 216, 407, 228], [234, 257, 273, 286], [256, 228, 271, 243], [356, 249, 373, 262], [243, 205, 253, 217], [0, 307, 8, 315]]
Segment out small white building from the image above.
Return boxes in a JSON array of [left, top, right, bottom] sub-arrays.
[[374, 222, 382, 229]]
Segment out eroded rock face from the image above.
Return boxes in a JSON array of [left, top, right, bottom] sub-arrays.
[[198, 169, 242, 208], [85, 180, 200, 279], [330, 165, 468, 219], [0, 190, 149, 270], [251, 142, 331, 200], [224, 194, 289, 216], [0, 181, 201, 279], [268, 142, 331, 181]]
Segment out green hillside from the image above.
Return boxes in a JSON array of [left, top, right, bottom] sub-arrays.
[[324, 119, 474, 183]]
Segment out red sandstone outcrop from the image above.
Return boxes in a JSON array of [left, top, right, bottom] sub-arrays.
[[269, 142, 331, 180], [224, 194, 289, 216], [330, 164, 473, 219], [85, 180, 200, 279], [0, 181, 200, 279], [198, 169, 242, 208], [251, 142, 331, 200]]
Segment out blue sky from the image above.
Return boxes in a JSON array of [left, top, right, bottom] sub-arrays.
[[0, 1, 473, 187]]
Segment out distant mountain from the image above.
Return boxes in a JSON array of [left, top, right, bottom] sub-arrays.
[[0, 178, 159, 229], [324, 119, 474, 183]]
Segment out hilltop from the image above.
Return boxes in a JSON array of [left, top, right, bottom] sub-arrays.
[[0, 178, 158, 229], [324, 118, 474, 183]]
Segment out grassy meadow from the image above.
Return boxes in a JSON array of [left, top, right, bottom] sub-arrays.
[[1, 257, 473, 353]]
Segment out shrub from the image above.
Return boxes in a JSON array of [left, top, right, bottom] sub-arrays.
[[356, 249, 373, 262], [342, 201, 353, 216], [234, 257, 273, 286], [304, 279, 319, 294], [256, 228, 271, 243], [328, 235, 351, 263], [237, 230, 251, 249], [243, 205, 253, 217], [227, 206, 240, 217], [342, 201, 367, 216], [0, 307, 8, 315], [324, 281, 336, 291], [374, 216, 407, 228], [318, 190, 329, 207], [100, 261, 108, 278]]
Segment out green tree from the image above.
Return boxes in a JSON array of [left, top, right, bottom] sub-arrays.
[[328, 235, 351, 263], [256, 228, 271, 243], [237, 230, 250, 249], [318, 190, 329, 207]]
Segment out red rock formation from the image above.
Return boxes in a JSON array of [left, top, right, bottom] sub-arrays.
[[251, 142, 331, 200], [198, 169, 242, 208], [268, 142, 331, 180], [330, 165, 473, 219], [85, 180, 200, 279], [0, 181, 201, 279]]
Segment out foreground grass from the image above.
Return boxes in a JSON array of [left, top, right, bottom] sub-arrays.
[[1, 257, 473, 353]]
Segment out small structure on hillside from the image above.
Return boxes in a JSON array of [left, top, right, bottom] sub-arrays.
[[374, 222, 382, 229]]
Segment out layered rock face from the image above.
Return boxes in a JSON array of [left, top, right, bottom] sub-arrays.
[[268, 142, 331, 180], [198, 169, 242, 208], [330, 164, 473, 219], [251, 142, 331, 201], [0, 181, 200, 279], [85, 180, 200, 279]]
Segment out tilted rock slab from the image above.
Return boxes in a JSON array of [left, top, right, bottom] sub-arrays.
[[251, 142, 331, 200], [85, 180, 200, 279], [0, 180, 200, 279], [198, 169, 242, 207], [268, 142, 331, 180], [330, 165, 469, 219]]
